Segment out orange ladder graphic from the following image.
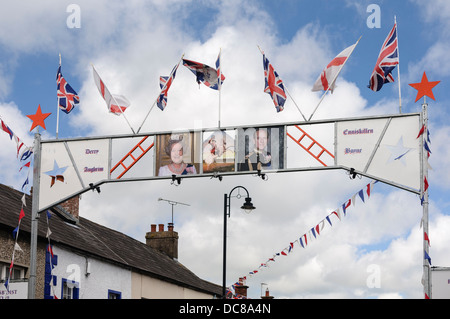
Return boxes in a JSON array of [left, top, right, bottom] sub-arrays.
[[287, 125, 334, 167], [110, 136, 154, 179]]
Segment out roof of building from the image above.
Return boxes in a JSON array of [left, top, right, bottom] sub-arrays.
[[0, 184, 222, 297]]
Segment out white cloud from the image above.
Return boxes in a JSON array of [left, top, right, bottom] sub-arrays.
[[1, 0, 449, 300]]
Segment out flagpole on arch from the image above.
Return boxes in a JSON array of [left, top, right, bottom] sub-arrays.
[[308, 36, 362, 121], [111, 91, 136, 135], [56, 53, 61, 139], [136, 53, 184, 134], [395, 16, 402, 113], [218, 48, 222, 128]]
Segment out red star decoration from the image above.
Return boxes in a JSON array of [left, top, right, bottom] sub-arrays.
[[26, 104, 51, 131], [409, 72, 440, 103]]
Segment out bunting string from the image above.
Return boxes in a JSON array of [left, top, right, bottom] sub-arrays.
[[418, 124, 432, 299], [45, 210, 58, 299], [227, 180, 378, 298], [1, 116, 33, 291], [228, 124, 433, 298]]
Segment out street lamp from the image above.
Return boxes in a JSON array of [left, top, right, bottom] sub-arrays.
[[223, 186, 256, 298]]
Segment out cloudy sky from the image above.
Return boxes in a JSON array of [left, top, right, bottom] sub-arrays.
[[1, 0, 450, 299]]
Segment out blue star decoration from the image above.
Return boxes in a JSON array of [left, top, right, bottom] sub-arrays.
[[44, 160, 68, 187], [385, 136, 414, 166]]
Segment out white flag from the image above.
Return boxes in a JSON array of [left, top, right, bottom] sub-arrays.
[[312, 42, 358, 93], [92, 65, 130, 115]]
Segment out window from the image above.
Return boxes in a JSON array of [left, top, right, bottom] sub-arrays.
[[108, 289, 121, 299], [0, 262, 26, 282], [61, 278, 79, 299]]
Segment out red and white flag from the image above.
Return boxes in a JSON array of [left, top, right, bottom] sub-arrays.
[[92, 65, 130, 115], [312, 42, 358, 93]]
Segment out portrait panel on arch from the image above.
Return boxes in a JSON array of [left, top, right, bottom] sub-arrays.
[[202, 130, 235, 173], [237, 126, 285, 172], [155, 132, 200, 176]]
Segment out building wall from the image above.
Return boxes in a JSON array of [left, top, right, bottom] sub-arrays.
[[131, 272, 214, 299], [0, 228, 46, 299], [50, 245, 132, 299]]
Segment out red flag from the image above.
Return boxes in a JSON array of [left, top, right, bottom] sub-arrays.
[[332, 210, 341, 220], [417, 124, 425, 139], [18, 208, 25, 221], [47, 244, 54, 258], [19, 161, 31, 172], [424, 177, 429, 192], [424, 232, 430, 246]]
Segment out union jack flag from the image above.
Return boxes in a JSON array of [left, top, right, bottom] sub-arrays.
[[263, 53, 286, 112], [56, 65, 80, 114], [1, 119, 14, 139], [157, 61, 180, 110], [215, 51, 223, 90], [368, 23, 399, 92], [182, 55, 225, 90]]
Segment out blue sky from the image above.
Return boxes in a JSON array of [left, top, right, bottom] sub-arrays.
[[1, 0, 450, 299]]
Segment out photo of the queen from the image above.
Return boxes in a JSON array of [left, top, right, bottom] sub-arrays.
[[155, 133, 200, 176]]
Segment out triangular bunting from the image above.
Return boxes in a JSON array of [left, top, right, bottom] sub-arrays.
[[424, 232, 430, 246], [424, 177, 429, 192], [358, 189, 365, 203]]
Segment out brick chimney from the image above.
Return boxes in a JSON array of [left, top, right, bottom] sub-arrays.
[[261, 287, 274, 299], [145, 223, 179, 259], [234, 277, 248, 298], [59, 195, 80, 219]]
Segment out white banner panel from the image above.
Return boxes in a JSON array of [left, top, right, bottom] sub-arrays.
[[39, 139, 110, 211], [66, 140, 109, 185], [336, 115, 421, 191], [336, 118, 388, 168]]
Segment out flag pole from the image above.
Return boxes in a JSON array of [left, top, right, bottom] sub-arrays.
[[308, 36, 362, 121], [285, 87, 307, 121], [137, 101, 156, 134], [395, 16, 402, 113], [257, 46, 307, 121], [136, 53, 184, 134], [56, 53, 61, 139], [218, 48, 222, 128], [111, 93, 136, 135]]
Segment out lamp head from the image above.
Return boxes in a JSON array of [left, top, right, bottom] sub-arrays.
[[241, 197, 256, 214]]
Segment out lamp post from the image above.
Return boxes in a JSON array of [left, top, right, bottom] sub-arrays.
[[223, 186, 255, 298]]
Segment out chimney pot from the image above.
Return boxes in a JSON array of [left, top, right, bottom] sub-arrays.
[[151, 224, 156, 232], [168, 223, 174, 231], [158, 224, 164, 232]]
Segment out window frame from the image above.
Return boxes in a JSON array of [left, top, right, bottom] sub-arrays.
[[107, 289, 122, 299], [61, 278, 79, 299]]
